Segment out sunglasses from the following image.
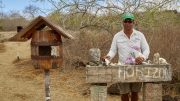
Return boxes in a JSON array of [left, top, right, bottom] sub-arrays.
[[123, 20, 133, 23]]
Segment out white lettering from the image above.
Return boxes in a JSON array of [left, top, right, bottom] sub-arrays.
[[126, 66, 135, 78]]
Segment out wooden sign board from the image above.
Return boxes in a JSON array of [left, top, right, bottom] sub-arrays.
[[86, 64, 172, 83]]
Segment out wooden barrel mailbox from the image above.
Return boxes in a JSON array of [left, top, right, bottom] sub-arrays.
[[10, 16, 73, 69], [10, 16, 74, 101], [31, 30, 63, 69]]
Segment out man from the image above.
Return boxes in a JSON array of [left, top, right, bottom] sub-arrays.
[[104, 12, 150, 101]]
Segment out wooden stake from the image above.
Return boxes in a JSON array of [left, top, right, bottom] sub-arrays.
[[90, 84, 107, 101], [44, 70, 51, 101]]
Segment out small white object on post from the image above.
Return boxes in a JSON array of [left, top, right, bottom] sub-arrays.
[[143, 53, 163, 101]]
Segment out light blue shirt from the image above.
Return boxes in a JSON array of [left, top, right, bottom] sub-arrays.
[[107, 29, 150, 64]]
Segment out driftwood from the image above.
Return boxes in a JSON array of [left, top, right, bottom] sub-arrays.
[[87, 50, 172, 101], [86, 64, 172, 101], [86, 64, 172, 83]]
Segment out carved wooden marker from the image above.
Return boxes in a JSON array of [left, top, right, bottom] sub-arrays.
[[87, 49, 172, 101]]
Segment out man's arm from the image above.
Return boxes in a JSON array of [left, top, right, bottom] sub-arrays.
[[106, 35, 118, 60], [140, 34, 150, 60], [135, 33, 150, 64]]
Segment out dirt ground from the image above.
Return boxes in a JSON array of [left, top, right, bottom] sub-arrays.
[[0, 32, 121, 101]]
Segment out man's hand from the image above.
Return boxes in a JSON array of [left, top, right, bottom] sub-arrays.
[[101, 56, 111, 62], [135, 57, 144, 65], [103, 56, 111, 60]]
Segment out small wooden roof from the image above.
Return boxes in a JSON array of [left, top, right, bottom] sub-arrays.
[[9, 16, 73, 41]]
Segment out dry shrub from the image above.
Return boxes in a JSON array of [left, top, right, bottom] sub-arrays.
[[62, 12, 179, 81], [146, 23, 179, 67], [62, 29, 114, 69], [0, 31, 17, 42], [63, 23, 179, 71], [141, 21, 180, 81], [0, 43, 5, 53]]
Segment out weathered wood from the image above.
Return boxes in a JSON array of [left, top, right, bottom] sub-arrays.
[[30, 30, 63, 69], [31, 30, 62, 44], [31, 55, 63, 59], [31, 45, 38, 56], [10, 16, 73, 41], [86, 64, 172, 83], [144, 83, 162, 101], [90, 85, 107, 101], [87, 62, 172, 101], [44, 70, 51, 101], [31, 41, 62, 46], [10, 16, 73, 101]]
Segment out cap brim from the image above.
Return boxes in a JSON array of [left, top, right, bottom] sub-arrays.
[[123, 17, 134, 20]]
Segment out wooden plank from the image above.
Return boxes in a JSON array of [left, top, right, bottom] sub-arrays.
[[39, 59, 51, 70], [31, 41, 62, 46], [9, 16, 73, 41], [86, 64, 172, 83], [44, 70, 51, 101], [90, 85, 107, 101]]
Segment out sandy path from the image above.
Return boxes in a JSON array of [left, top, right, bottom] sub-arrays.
[[0, 41, 121, 101], [0, 41, 82, 101]]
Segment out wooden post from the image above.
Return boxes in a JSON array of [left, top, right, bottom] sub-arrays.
[[143, 83, 162, 101], [143, 53, 162, 101], [44, 70, 51, 101], [90, 84, 107, 101], [16, 26, 23, 61], [89, 48, 108, 101], [87, 52, 172, 101]]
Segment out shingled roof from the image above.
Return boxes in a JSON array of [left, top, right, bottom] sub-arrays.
[[9, 16, 73, 41]]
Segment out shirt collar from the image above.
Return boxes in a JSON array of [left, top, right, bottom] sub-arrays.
[[121, 29, 136, 37]]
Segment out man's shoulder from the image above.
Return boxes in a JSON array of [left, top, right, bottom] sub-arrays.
[[114, 30, 124, 37], [133, 29, 144, 37]]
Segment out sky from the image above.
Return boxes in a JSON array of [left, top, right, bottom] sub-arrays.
[[0, 0, 179, 15], [0, 0, 53, 15]]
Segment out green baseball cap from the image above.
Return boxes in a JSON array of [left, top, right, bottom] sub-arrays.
[[122, 12, 134, 20]]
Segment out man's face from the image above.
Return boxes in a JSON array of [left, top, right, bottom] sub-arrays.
[[123, 18, 134, 30]]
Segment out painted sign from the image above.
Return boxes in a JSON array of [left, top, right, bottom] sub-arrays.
[[86, 64, 172, 83]]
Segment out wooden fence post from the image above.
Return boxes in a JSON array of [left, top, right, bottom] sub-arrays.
[[44, 70, 51, 101], [90, 84, 107, 101], [143, 53, 163, 101]]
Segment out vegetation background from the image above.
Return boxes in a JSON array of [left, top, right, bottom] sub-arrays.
[[0, 0, 179, 100], [0, 0, 179, 84]]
